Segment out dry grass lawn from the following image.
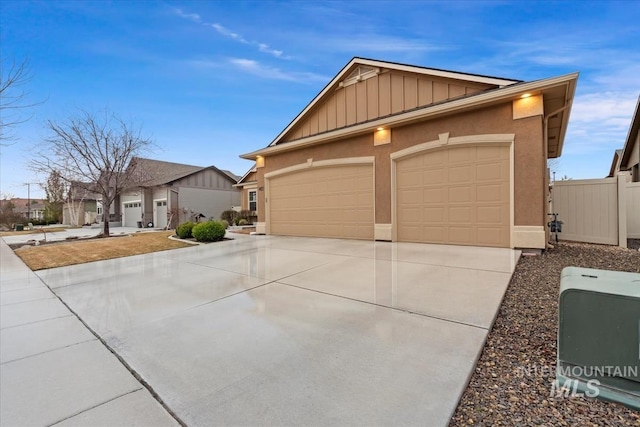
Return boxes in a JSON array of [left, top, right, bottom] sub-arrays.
[[0, 227, 69, 237], [15, 231, 192, 270]]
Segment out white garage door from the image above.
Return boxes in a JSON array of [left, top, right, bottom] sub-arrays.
[[154, 200, 167, 229], [123, 201, 142, 228], [396, 144, 510, 247], [268, 164, 374, 240]]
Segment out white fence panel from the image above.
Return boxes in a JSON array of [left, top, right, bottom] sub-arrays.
[[553, 178, 619, 245], [627, 182, 640, 239]]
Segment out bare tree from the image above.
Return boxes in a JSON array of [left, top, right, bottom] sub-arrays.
[[0, 58, 38, 144], [0, 194, 22, 230], [43, 170, 66, 223], [31, 110, 152, 237]]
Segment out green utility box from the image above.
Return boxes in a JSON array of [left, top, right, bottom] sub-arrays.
[[558, 267, 640, 409]]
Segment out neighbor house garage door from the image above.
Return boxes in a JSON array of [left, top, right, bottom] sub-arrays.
[[268, 164, 374, 240], [123, 201, 142, 227], [396, 144, 510, 247]]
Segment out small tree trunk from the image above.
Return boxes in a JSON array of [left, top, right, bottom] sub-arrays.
[[101, 200, 111, 237]]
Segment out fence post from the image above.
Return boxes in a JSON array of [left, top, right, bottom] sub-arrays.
[[618, 174, 627, 248]]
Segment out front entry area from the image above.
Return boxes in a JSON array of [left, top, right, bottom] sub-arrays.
[[154, 200, 167, 229], [267, 163, 374, 240]]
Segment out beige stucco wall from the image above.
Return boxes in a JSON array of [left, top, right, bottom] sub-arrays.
[[256, 102, 545, 228]]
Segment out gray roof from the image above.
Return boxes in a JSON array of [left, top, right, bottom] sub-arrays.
[[220, 169, 241, 182], [131, 157, 238, 187]]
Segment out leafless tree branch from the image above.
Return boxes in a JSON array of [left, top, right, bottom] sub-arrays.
[[0, 57, 43, 144], [30, 109, 153, 236]]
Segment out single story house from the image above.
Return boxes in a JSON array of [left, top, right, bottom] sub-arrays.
[[0, 198, 46, 221], [118, 157, 241, 228], [63, 181, 101, 226], [609, 95, 640, 182], [240, 57, 578, 249]]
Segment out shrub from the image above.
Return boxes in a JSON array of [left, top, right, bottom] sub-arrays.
[[237, 218, 248, 226], [192, 220, 226, 242], [221, 210, 238, 225], [220, 219, 229, 229], [176, 221, 195, 239]]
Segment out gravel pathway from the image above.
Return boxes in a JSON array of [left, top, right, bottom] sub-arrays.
[[449, 242, 640, 426]]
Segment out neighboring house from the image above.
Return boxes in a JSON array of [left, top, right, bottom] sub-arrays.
[[610, 95, 640, 182], [63, 181, 101, 226], [234, 163, 258, 223], [1, 198, 47, 220], [119, 157, 241, 228], [240, 57, 578, 249]]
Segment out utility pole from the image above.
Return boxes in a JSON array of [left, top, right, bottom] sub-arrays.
[[24, 182, 38, 221]]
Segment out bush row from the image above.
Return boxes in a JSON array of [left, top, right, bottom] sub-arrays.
[[175, 220, 226, 242], [220, 210, 254, 226]]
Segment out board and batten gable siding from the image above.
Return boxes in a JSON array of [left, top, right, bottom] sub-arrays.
[[282, 71, 494, 143], [172, 168, 235, 190], [553, 178, 619, 245]]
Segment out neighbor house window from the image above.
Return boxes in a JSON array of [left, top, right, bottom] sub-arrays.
[[249, 190, 257, 212], [97, 202, 103, 215]]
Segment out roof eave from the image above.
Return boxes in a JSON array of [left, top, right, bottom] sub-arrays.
[[620, 95, 640, 167], [241, 72, 579, 160], [265, 57, 521, 149]]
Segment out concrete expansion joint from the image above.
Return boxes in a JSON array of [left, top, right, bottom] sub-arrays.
[[0, 338, 97, 366], [0, 314, 74, 331], [47, 388, 144, 427], [37, 279, 188, 427], [278, 281, 489, 331]]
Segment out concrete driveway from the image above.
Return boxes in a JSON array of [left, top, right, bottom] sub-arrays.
[[34, 235, 520, 426]]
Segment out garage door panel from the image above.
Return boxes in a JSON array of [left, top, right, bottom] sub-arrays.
[[477, 206, 503, 223], [397, 144, 510, 248], [449, 206, 474, 223], [449, 227, 474, 244], [448, 148, 472, 163], [423, 168, 445, 184], [476, 184, 503, 201], [449, 166, 472, 182], [476, 163, 504, 181], [269, 165, 374, 240], [448, 187, 471, 203]]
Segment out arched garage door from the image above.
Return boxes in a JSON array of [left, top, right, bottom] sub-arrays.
[[268, 164, 374, 240], [396, 144, 511, 247]]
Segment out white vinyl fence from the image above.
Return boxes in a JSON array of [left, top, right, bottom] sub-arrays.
[[628, 182, 640, 239], [552, 175, 639, 247]]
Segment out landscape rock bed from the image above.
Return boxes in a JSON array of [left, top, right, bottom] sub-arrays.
[[449, 242, 640, 426]]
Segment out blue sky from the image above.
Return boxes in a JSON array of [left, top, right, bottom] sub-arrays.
[[1, 0, 639, 198]]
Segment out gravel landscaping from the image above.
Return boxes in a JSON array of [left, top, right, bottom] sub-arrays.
[[449, 242, 640, 426]]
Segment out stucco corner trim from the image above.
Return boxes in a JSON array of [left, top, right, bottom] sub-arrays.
[[374, 224, 392, 241], [264, 156, 375, 179], [513, 226, 546, 249]]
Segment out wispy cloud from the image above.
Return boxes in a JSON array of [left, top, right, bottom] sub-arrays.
[[173, 8, 287, 59], [208, 23, 249, 44], [174, 8, 201, 23], [258, 43, 284, 58], [563, 92, 637, 155], [229, 58, 326, 82]]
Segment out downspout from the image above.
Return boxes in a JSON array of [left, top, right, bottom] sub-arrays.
[[544, 102, 571, 247]]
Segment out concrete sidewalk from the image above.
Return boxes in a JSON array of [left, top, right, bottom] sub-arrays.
[[2, 226, 148, 246], [0, 239, 178, 426]]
